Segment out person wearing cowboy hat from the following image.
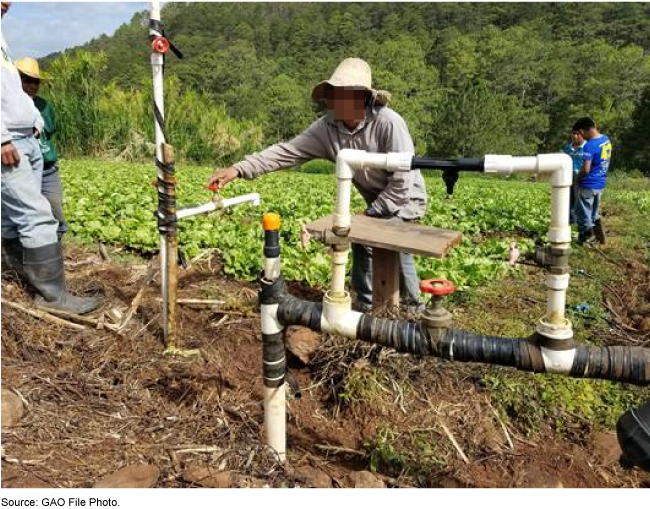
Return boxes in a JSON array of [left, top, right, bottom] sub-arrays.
[[208, 58, 428, 312], [1, 2, 101, 315], [16, 57, 68, 240]]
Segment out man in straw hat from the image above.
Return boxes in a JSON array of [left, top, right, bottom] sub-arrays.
[[1, 1, 101, 314], [208, 58, 427, 312], [16, 57, 68, 240]]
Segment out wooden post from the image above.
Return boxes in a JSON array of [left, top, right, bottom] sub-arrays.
[[162, 143, 178, 348], [372, 248, 400, 308]]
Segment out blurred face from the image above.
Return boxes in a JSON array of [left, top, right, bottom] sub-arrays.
[[571, 130, 584, 145], [20, 74, 40, 98], [326, 87, 367, 129], [1, 2, 11, 17]]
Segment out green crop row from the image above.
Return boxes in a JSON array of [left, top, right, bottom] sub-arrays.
[[60, 159, 646, 290]]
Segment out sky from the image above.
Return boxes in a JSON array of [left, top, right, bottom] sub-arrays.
[[1, 2, 149, 58]]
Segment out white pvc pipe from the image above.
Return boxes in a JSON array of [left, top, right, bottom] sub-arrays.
[[320, 292, 363, 339], [484, 153, 574, 340], [261, 302, 286, 462], [330, 249, 348, 297], [263, 257, 281, 281], [264, 386, 286, 463], [176, 193, 261, 219], [330, 150, 413, 298], [333, 176, 352, 231], [150, 1, 168, 336], [540, 347, 576, 374]]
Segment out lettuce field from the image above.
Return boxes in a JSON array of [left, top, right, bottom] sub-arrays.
[[61, 159, 650, 290]]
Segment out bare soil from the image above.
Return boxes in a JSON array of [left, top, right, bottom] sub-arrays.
[[1, 244, 649, 488]]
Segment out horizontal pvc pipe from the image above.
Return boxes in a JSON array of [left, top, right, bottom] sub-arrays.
[[271, 295, 650, 385], [176, 193, 261, 219], [222, 192, 261, 208], [176, 201, 217, 219]]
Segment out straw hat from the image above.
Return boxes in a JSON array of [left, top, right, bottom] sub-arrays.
[[311, 58, 391, 106], [15, 57, 47, 80]]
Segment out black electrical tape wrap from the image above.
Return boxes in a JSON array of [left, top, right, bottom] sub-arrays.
[[277, 295, 322, 333], [259, 275, 285, 306], [571, 345, 650, 385], [440, 329, 545, 372], [356, 315, 431, 356], [411, 156, 485, 172], [155, 158, 177, 236], [262, 332, 285, 388], [264, 230, 280, 258]]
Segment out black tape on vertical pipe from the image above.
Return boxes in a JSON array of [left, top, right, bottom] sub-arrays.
[[260, 275, 285, 305], [262, 331, 285, 388], [264, 230, 280, 258]]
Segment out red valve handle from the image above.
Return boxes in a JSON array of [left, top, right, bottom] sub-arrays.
[[419, 278, 455, 296], [152, 36, 170, 54], [207, 183, 220, 192]]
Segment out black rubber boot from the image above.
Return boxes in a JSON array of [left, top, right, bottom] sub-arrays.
[[578, 227, 594, 245], [23, 242, 102, 315], [1, 237, 27, 281], [593, 219, 606, 244]]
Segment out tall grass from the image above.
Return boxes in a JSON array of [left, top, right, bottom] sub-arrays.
[[44, 51, 265, 165]]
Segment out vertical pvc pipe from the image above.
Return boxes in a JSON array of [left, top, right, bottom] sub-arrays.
[[261, 213, 286, 463]]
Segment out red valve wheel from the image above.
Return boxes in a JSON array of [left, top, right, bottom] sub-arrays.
[[152, 36, 170, 54], [419, 278, 455, 296]]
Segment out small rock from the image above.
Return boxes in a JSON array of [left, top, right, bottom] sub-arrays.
[[93, 465, 160, 488], [294, 465, 332, 488], [348, 470, 385, 488], [592, 432, 622, 466], [1, 389, 24, 427], [183, 466, 233, 488], [285, 326, 321, 364]]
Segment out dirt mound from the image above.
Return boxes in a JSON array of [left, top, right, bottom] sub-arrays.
[[2, 245, 647, 488]]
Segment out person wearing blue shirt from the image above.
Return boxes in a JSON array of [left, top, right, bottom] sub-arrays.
[[573, 117, 611, 244], [562, 129, 586, 224]]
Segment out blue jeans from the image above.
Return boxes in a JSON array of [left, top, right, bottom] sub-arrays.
[[1, 136, 58, 248], [575, 187, 603, 237], [569, 180, 579, 224], [351, 216, 422, 309], [42, 162, 68, 239]]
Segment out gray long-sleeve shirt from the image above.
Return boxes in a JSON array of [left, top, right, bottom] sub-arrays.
[[1, 32, 44, 145], [234, 105, 428, 220]]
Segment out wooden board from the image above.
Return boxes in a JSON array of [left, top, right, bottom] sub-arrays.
[[372, 248, 400, 307], [306, 214, 462, 258]]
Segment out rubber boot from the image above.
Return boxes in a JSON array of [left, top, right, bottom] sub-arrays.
[[593, 219, 606, 244], [578, 227, 594, 245], [1, 237, 27, 281], [22, 242, 102, 315]]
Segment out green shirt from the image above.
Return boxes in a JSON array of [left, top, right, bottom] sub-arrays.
[[33, 96, 58, 165]]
